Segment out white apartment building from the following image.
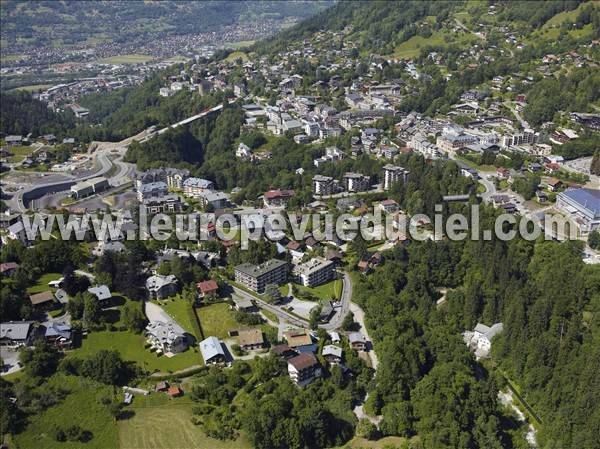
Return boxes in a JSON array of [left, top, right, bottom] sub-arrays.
[[343, 172, 370, 192], [182, 177, 215, 198], [382, 164, 410, 190], [293, 257, 335, 287], [313, 175, 336, 195]]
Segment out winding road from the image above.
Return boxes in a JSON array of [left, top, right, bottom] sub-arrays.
[[7, 102, 229, 213]]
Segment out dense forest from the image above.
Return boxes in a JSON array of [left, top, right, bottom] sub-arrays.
[[347, 161, 600, 448], [0, 90, 76, 138], [0, 76, 233, 143], [522, 67, 600, 126]]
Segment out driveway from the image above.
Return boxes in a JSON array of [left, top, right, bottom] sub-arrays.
[[349, 301, 379, 370], [145, 301, 175, 324]]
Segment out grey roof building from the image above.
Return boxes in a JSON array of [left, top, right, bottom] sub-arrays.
[[199, 336, 225, 364], [45, 322, 72, 341], [234, 259, 288, 293], [0, 321, 35, 345]]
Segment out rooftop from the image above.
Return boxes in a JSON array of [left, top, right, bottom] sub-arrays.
[[235, 259, 287, 278], [322, 344, 342, 358], [88, 285, 112, 301], [559, 188, 600, 216], [0, 321, 33, 340], [238, 328, 264, 347], [29, 290, 55, 305], [199, 336, 225, 362], [146, 274, 178, 292], [288, 352, 319, 370], [283, 329, 313, 348]]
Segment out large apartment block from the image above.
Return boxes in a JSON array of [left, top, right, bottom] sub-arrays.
[[234, 259, 288, 293], [135, 167, 190, 190], [312, 175, 336, 195], [343, 172, 370, 192], [501, 129, 538, 148], [293, 257, 334, 287], [382, 164, 410, 190]]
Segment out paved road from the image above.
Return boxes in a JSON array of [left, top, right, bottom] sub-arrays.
[[349, 301, 379, 370], [476, 170, 497, 201], [503, 101, 530, 129], [454, 18, 485, 40], [8, 128, 146, 213], [324, 272, 352, 330], [7, 104, 226, 213], [451, 157, 497, 201], [232, 285, 309, 328]]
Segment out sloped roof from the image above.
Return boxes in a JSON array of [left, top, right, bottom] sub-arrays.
[[0, 321, 33, 340], [197, 279, 218, 295], [283, 329, 313, 348], [45, 322, 71, 340], [88, 285, 112, 301], [561, 188, 600, 216], [29, 291, 55, 305], [288, 352, 318, 371], [322, 345, 342, 358], [199, 336, 225, 362], [238, 328, 264, 347]]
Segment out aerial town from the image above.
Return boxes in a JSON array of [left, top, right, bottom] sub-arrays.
[[1, 2, 599, 449]]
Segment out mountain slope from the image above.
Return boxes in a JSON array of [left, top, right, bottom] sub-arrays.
[[0, 0, 330, 52]]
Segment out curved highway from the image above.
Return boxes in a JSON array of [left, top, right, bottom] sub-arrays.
[[7, 100, 233, 212]]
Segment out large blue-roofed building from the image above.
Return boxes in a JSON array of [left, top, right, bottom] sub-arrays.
[[556, 188, 600, 235]]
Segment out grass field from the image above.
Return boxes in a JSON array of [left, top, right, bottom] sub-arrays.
[[224, 51, 249, 63], [393, 28, 476, 59], [96, 54, 154, 64], [118, 402, 253, 449], [293, 278, 343, 301], [14, 374, 119, 449], [2, 144, 33, 163], [1, 54, 25, 62], [159, 296, 200, 338], [163, 55, 188, 63], [394, 32, 446, 58], [196, 302, 239, 340], [70, 330, 202, 373], [225, 40, 255, 49], [11, 84, 53, 92], [26, 272, 62, 294], [261, 308, 280, 324], [542, 2, 590, 28]]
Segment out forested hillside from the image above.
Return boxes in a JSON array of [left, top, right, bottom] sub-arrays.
[[258, 0, 592, 55], [0, 90, 76, 138], [353, 193, 600, 447]]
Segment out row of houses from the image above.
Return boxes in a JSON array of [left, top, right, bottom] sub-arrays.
[[1, 320, 72, 349]]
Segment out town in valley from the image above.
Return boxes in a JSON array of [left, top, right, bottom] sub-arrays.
[[1, 2, 599, 449]]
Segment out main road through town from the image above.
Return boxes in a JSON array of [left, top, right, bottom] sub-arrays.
[[8, 101, 234, 213]]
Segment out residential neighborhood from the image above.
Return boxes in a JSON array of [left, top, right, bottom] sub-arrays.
[[1, 1, 599, 449]]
